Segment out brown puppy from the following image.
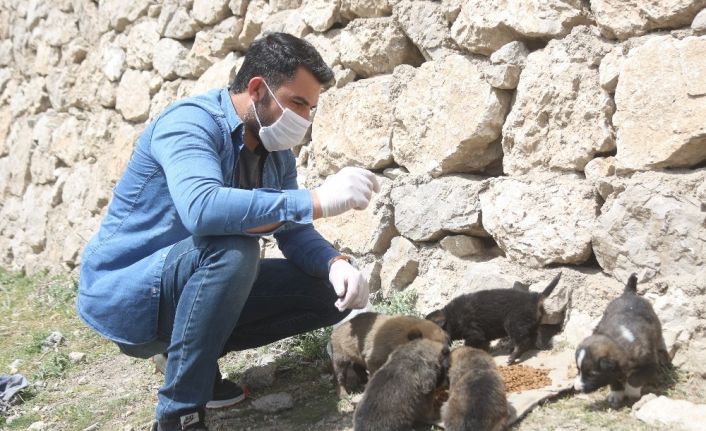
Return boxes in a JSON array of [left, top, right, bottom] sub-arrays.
[[330, 311, 450, 396], [442, 346, 508, 431], [574, 274, 671, 407], [426, 273, 561, 364], [353, 338, 449, 431]]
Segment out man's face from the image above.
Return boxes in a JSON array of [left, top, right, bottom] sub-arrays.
[[251, 66, 321, 129]]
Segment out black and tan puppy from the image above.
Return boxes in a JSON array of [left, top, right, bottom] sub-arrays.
[[442, 346, 508, 431], [573, 274, 671, 407], [353, 338, 449, 431], [330, 311, 450, 396], [426, 273, 561, 364]]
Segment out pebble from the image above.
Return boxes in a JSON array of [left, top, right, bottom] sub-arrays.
[[251, 393, 294, 413]]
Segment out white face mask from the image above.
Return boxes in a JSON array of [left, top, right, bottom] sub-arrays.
[[252, 80, 312, 152]]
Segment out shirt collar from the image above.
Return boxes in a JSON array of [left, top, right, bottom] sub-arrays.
[[220, 87, 243, 134]]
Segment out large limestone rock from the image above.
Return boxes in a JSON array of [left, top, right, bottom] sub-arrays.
[[391, 175, 485, 242], [189, 52, 242, 96], [116, 69, 152, 122], [0, 119, 33, 197], [652, 286, 701, 361], [192, 0, 231, 25], [392, 55, 510, 176], [379, 236, 419, 296], [159, 4, 202, 40], [10, 77, 50, 117], [339, 17, 423, 78], [439, 235, 485, 258], [261, 8, 311, 38], [125, 20, 160, 70], [479, 175, 598, 267], [191, 17, 244, 59], [633, 395, 706, 431], [153, 38, 190, 79], [313, 175, 396, 255], [234, 0, 270, 50], [340, 0, 395, 19], [101, 46, 126, 82], [393, 0, 456, 60], [304, 30, 342, 67], [592, 170, 706, 283], [501, 26, 615, 175], [592, 0, 706, 40], [100, 0, 151, 33], [301, 0, 340, 32], [613, 36, 706, 170], [309, 75, 394, 176], [451, 0, 590, 55], [39, 9, 78, 47]]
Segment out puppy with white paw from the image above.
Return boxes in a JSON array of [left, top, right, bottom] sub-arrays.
[[573, 274, 671, 407]]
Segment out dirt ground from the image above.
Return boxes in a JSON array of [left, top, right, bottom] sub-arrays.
[[11, 341, 693, 431], [2, 271, 704, 430]]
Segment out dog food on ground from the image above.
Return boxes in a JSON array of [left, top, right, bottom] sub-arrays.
[[497, 365, 551, 392]]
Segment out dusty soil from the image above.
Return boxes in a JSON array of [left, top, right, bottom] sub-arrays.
[[5, 331, 706, 430]]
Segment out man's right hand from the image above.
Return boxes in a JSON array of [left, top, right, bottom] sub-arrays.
[[311, 167, 380, 218]]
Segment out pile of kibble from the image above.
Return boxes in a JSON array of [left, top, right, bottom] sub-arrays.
[[497, 364, 551, 392]]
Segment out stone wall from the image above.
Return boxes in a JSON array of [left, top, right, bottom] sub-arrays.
[[1, 0, 705, 372]]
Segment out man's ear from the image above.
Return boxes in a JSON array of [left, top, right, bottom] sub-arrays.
[[247, 77, 266, 102]]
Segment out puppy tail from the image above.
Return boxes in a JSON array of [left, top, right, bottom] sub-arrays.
[[624, 273, 638, 294], [540, 272, 562, 298]]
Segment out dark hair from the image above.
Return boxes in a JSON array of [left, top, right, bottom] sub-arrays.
[[229, 32, 333, 93]]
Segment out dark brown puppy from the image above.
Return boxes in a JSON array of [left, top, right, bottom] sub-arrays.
[[443, 346, 508, 431], [330, 311, 450, 396], [574, 273, 671, 407], [426, 273, 561, 364], [353, 338, 450, 431]]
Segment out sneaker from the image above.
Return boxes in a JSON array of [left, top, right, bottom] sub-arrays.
[[206, 377, 250, 409], [152, 408, 207, 431], [151, 353, 249, 409]]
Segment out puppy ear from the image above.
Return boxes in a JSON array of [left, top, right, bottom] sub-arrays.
[[599, 358, 617, 372], [407, 328, 423, 341], [425, 310, 447, 330]]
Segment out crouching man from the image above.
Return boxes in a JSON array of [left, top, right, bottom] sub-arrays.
[[77, 32, 378, 431]]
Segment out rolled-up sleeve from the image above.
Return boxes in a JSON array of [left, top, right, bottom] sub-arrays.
[[274, 152, 340, 278], [150, 104, 313, 236]]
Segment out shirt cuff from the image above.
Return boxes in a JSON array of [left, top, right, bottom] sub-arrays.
[[285, 188, 314, 224]]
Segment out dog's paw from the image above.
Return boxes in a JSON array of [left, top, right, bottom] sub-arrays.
[[607, 390, 625, 407]]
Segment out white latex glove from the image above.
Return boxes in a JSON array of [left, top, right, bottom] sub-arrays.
[[329, 259, 369, 311], [314, 167, 380, 218]]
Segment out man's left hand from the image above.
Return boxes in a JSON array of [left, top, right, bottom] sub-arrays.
[[329, 259, 369, 311]]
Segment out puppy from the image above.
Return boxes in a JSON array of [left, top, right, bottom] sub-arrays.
[[330, 311, 450, 396], [442, 346, 508, 431], [573, 273, 671, 407], [426, 273, 561, 363], [353, 338, 449, 431]]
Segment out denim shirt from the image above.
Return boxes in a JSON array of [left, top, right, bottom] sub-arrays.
[[77, 88, 340, 345]]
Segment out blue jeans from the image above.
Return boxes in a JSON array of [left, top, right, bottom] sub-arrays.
[[115, 235, 348, 420]]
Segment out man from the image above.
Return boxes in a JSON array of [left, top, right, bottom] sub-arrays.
[[77, 32, 379, 430]]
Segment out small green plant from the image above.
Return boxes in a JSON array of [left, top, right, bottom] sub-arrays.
[[289, 327, 333, 361], [33, 352, 70, 381], [25, 330, 51, 354], [371, 288, 420, 317]]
